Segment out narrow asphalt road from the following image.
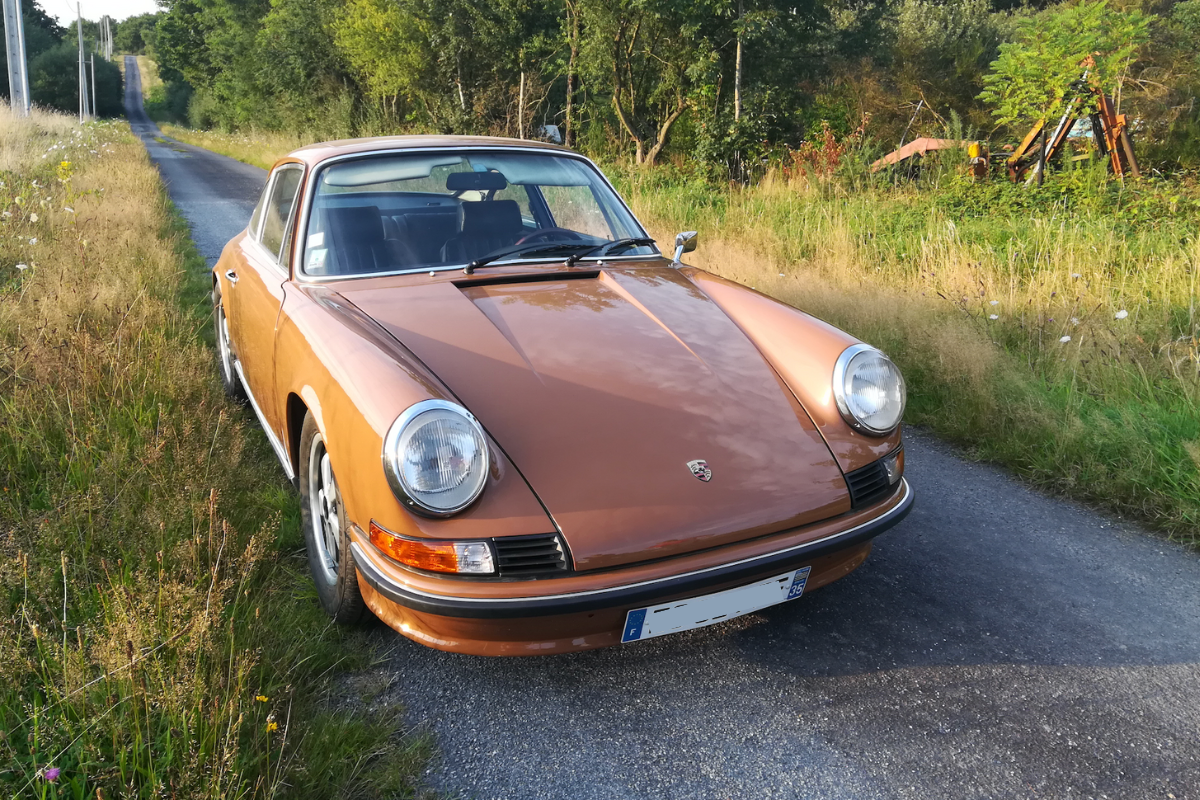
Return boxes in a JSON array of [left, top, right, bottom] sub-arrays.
[[124, 56, 266, 266], [127, 68, 1200, 800]]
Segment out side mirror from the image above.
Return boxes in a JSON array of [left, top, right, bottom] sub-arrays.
[[673, 231, 698, 264]]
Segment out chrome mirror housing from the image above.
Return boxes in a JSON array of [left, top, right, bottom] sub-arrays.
[[673, 231, 698, 264]]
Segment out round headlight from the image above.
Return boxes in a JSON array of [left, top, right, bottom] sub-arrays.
[[832, 344, 906, 435], [382, 400, 490, 517]]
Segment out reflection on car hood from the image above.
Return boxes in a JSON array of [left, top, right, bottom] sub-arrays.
[[340, 267, 849, 571]]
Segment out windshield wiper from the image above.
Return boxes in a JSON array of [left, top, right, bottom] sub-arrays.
[[564, 237, 656, 267], [463, 241, 595, 274]]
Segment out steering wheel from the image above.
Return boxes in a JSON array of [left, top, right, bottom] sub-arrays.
[[514, 227, 585, 246]]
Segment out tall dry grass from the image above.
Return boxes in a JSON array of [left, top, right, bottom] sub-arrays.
[[0, 109, 429, 798], [160, 126, 314, 171]]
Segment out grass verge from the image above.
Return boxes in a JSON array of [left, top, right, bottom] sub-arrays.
[[160, 126, 308, 171], [0, 109, 431, 798], [152, 127, 1200, 542]]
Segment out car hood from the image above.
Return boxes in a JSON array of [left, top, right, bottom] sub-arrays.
[[340, 266, 849, 571]]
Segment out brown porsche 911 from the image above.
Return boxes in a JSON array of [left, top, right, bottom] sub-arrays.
[[212, 136, 912, 655]]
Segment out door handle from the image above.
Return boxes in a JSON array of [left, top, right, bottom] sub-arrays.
[[225, 270, 239, 284]]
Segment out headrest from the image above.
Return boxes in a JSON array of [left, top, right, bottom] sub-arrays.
[[446, 171, 508, 191], [459, 200, 522, 236], [324, 206, 385, 244]]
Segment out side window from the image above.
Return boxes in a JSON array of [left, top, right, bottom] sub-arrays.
[[260, 167, 304, 260], [249, 182, 269, 239]]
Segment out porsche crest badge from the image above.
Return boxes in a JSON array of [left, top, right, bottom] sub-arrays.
[[687, 459, 712, 482]]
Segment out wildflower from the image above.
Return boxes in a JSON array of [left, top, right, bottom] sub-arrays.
[[1115, 310, 1129, 320], [1071, 317, 1079, 325], [1060, 335, 1071, 343], [266, 721, 279, 733], [43, 767, 60, 782], [16, 263, 28, 271], [989, 314, 998, 320], [990, 300, 999, 306], [29, 238, 37, 245], [255, 695, 269, 703], [1070, 273, 1081, 279], [29, 213, 37, 223]]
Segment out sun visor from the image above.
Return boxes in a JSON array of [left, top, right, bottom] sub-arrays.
[[323, 155, 464, 186], [465, 155, 594, 186]]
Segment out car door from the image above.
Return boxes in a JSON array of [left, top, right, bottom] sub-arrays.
[[228, 163, 304, 450]]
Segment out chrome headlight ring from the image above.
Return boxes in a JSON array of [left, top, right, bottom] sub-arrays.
[[832, 343, 907, 436], [382, 399, 491, 517]]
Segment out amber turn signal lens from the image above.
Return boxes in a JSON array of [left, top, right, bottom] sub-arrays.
[[368, 521, 495, 575]]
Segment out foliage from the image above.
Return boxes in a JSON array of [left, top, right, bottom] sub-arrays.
[[113, 12, 162, 56], [980, 0, 1153, 127], [28, 43, 124, 117]]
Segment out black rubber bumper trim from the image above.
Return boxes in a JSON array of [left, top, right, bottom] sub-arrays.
[[352, 479, 913, 620]]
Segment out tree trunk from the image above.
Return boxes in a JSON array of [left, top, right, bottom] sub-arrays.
[[734, 0, 744, 122], [456, 55, 466, 112], [565, 3, 579, 148], [644, 100, 687, 166], [611, 78, 647, 164], [518, 70, 526, 139]]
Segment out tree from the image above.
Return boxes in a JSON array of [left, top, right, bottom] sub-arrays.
[[28, 41, 123, 116], [256, 0, 354, 130], [579, 0, 718, 165], [113, 12, 162, 55], [979, 0, 1152, 128]]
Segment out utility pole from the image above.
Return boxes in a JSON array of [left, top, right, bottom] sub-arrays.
[[76, 2, 88, 122], [2, 0, 31, 116]]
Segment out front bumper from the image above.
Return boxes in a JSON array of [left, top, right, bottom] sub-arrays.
[[352, 478, 913, 621]]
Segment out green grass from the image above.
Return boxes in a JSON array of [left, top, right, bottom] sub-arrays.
[[0, 110, 432, 798]]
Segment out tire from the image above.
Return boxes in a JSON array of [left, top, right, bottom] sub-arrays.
[[212, 281, 244, 400], [299, 413, 369, 624]]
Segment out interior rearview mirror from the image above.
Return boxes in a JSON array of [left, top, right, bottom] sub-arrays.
[[673, 231, 698, 263]]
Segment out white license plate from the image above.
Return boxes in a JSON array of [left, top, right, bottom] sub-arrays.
[[621, 567, 811, 643]]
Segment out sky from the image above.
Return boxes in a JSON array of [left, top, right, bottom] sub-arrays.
[[46, 0, 160, 25]]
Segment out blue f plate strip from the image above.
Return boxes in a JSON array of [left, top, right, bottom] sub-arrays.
[[622, 609, 648, 643]]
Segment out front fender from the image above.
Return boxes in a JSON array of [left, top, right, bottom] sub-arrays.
[[683, 269, 902, 474], [275, 284, 555, 540]]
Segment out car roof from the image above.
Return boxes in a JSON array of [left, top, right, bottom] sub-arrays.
[[281, 135, 575, 171]]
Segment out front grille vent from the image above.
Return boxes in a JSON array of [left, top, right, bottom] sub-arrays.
[[494, 534, 568, 576], [845, 461, 892, 509]]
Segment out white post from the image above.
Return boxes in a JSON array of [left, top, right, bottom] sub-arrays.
[[77, 2, 85, 122], [2, 0, 30, 116]]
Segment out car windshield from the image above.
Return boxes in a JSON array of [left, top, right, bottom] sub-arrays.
[[301, 150, 657, 277]]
